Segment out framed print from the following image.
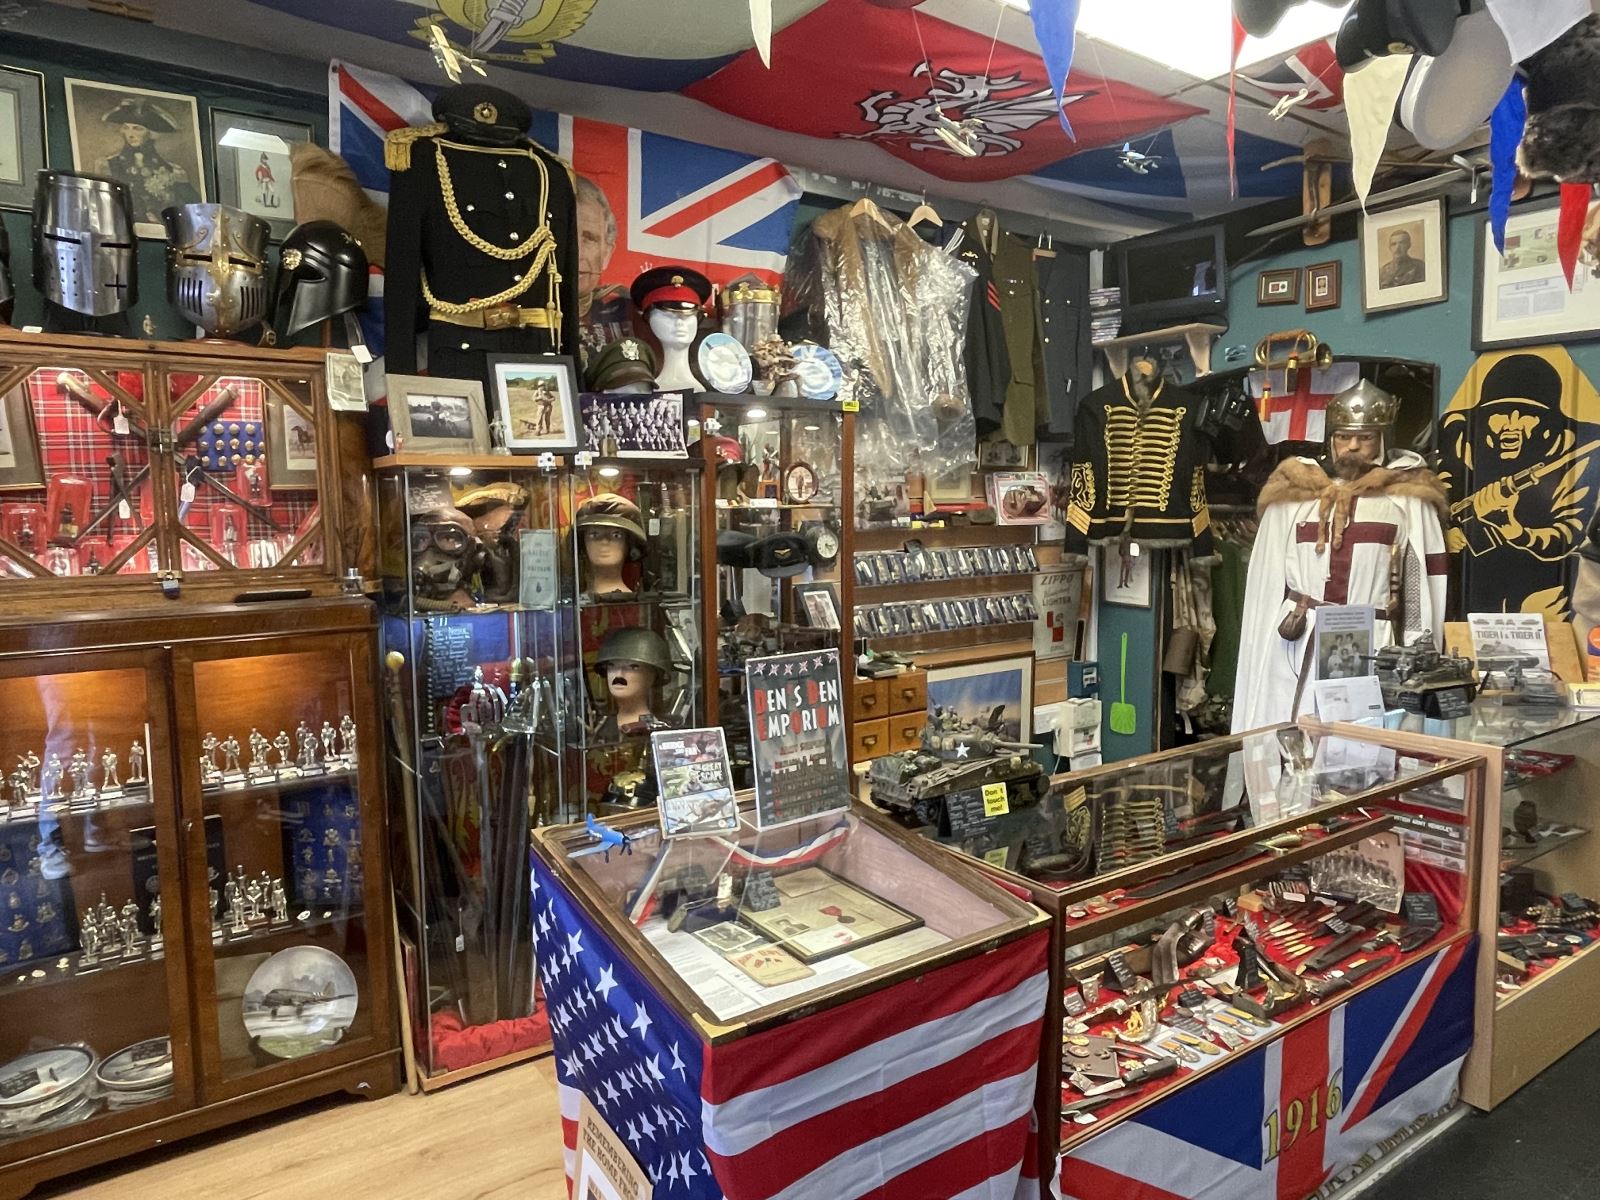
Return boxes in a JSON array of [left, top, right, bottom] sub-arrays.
[[488, 354, 580, 453], [795, 582, 841, 631], [1361, 198, 1447, 314], [210, 110, 311, 239], [324, 351, 367, 413], [386, 374, 490, 454], [265, 395, 319, 490], [0, 382, 43, 490], [1257, 268, 1300, 306], [978, 440, 1026, 468], [738, 868, 921, 964], [1305, 260, 1341, 311], [926, 654, 1034, 743], [0, 65, 46, 211], [64, 79, 205, 236], [578, 389, 687, 458], [1474, 201, 1600, 350], [1101, 545, 1153, 608]]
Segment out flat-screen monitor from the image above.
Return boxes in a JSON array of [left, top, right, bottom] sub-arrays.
[[1115, 224, 1228, 330]]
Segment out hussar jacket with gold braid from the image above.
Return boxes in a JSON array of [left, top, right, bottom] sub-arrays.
[[1063, 376, 1216, 556]]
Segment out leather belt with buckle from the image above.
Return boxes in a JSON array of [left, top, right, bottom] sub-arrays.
[[429, 303, 555, 330]]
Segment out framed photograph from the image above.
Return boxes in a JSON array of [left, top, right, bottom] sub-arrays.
[[1101, 545, 1153, 608], [488, 355, 579, 453], [64, 79, 205, 236], [1361, 198, 1447, 314], [795, 582, 841, 631], [1474, 200, 1600, 349], [0, 383, 43, 491], [926, 654, 1035, 743], [265, 395, 319, 491], [1257, 268, 1300, 306], [738, 867, 921, 964], [324, 351, 367, 413], [1305, 260, 1341, 312], [210, 110, 311, 239], [0, 66, 46, 211], [385, 374, 490, 454], [578, 390, 687, 458], [650, 727, 738, 839]]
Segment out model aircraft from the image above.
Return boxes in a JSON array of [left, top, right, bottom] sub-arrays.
[[933, 109, 983, 158], [569, 813, 634, 861], [1118, 143, 1163, 175], [256, 988, 354, 1019], [427, 24, 486, 84]]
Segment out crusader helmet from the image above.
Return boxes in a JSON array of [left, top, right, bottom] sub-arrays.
[[162, 203, 272, 337], [32, 171, 139, 317], [274, 220, 369, 337], [596, 627, 673, 677], [1326, 380, 1399, 461]]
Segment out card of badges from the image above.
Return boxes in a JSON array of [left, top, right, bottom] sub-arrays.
[[197, 418, 264, 472], [695, 332, 753, 394], [789, 343, 843, 401]]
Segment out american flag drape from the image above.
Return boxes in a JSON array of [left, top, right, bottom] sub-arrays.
[[531, 855, 1050, 1199]]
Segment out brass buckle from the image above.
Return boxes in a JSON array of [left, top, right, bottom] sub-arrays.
[[481, 303, 520, 331]]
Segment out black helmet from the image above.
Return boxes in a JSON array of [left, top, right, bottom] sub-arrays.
[[275, 220, 368, 337]]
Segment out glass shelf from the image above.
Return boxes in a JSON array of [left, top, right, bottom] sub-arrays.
[[1500, 825, 1589, 870]]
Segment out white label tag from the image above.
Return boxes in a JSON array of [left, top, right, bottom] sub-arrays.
[[648, 518, 661, 536], [180, 482, 196, 504], [352, 343, 373, 364], [1129, 543, 1141, 557], [118, 500, 132, 520], [113, 414, 130, 436]]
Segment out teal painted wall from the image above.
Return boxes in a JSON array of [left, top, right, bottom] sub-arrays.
[[1223, 204, 1600, 416], [0, 35, 325, 338], [1097, 561, 1161, 759]]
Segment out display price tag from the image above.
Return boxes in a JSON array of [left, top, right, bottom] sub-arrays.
[[113, 407, 130, 436], [982, 782, 1010, 817], [179, 481, 196, 504], [983, 847, 1009, 868]]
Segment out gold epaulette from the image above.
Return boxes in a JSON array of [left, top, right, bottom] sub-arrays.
[[385, 122, 448, 171]]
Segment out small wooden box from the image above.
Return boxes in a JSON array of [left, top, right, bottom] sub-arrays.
[[852, 717, 891, 762], [888, 711, 924, 753], [887, 670, 928, 716], [852, 677, 890, 722]]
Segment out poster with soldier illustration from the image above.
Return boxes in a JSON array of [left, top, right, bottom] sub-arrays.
[[1440, 346, 1600, 619]]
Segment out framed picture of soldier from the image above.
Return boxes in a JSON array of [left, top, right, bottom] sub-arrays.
[[488, 355, 580, 454], [384, 374, 490, 455], [210, 110, 311, 239], [1360, 198, 1447, 314], [1473, 201, 1600, 350], [64, 79, 205, 237], [0, 66, 46, 211]]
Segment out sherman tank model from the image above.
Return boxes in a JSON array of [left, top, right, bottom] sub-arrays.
[[870, 705, 1045, 827]]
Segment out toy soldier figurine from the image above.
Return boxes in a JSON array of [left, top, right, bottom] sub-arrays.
[[270, 878, 289, 924], [149, 893, 162, 943], [40, 754, 63, 803], [199, 752, 220, 787], [127, 741, 146, 785], [320, 721, 338, 766], [79, 913, 100, 967], [339, 714, 358, 764], [1234, 382, 1449, 730], [220, 734, 242, 776], [244, 876, 263, 922], [118, 898, 141, 957], [68, 749, 93, 801], [248, 728, 272, 777], [4, 764, 24, 810], [383, 83, 579, 392], [224, 873, 243, 930], [296, 722, 320, 771], [201, 731, 220, 768], [273, 730, 292, 772], [101, 748, 120, 792]]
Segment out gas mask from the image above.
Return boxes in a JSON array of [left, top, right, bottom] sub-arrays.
[[409, 507, 483, 603], [162, 203, 272, 337]]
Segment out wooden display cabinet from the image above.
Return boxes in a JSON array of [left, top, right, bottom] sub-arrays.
[[0, 601, 399, 1200], [0, 329, 372, 613]]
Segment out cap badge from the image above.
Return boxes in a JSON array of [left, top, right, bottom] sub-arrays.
[[474, 102, 499, 125], [281, 248, 302, 270]]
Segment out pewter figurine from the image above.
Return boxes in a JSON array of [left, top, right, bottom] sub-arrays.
[[248, 728, 271, 776], [273, 730, 292, 770], [296, 722, 319, 770], [269, 879, 289, 924], [201, 731, 220, 770], [320, 721, 338, 765], [220, 734, 242, 775], [149, 894, 162, 942], [20, 751, 39, 793], [244, 878, 263, 921], [127, 740, 145, 785], [118, 899, 141, 957], [200, 752, 220, 786], [224, 874, 243, 926], [5, 765, 24, 808], [40, 754, 63, 802], [339, 714, 357, 763], [101, 749, 120, 791], [68, 749, 93, 800], [79, 916, 99, 966]]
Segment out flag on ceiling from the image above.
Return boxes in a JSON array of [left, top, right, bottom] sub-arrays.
[[1029, 0, 1083, 138], [1060, 940, 1476, 1199], [685, 0, 1204, 183], [532, 852, 1051, 1199], [1238, 38, 1345, 112]]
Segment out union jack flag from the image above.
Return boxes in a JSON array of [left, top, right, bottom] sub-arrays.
[[1060, 939, 1476, 1200], [531, 845, 1051, 1199]]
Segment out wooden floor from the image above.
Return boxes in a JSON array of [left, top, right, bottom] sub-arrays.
[[35, 1061, 571, 1200]]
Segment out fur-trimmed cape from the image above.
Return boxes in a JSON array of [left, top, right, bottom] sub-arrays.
[[1257, 457, 1450, 553]]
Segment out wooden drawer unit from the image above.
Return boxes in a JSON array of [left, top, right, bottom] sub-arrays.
[[852, 717, 891, 762], [888, 670, 927, 715], [852, 677, 890, 722], [888, 710, 925, 753]]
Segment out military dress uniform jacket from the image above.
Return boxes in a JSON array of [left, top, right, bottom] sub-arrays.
[[1034, 248, 1092, 443], [1064, 376, 1215, 557], [385, 132, 579, 381]]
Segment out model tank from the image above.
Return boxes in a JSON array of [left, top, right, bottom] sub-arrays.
[[1392, 632, 1477, 716], [870, 705, 1045, 826]]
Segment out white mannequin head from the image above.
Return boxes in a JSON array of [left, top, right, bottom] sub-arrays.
[[648, 306, 699, 350]]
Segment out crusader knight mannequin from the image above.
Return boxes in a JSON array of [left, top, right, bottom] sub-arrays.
[[1232, 382, 1450, 731], [631, 266, 711, 394]]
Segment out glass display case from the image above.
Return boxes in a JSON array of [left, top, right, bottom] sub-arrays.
[[878, 722, 1486, 1181], [702, 398, 845, 788], [375, 457, 568, 1086], [562, 459, 704, 814], [1351, 709, 1600, 1110], [0, 332, 359, 607], [0, 601, 399, 1198]]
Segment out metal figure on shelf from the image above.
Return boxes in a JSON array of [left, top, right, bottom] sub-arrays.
[[220, 735, 242, 776], [296, 722, 319, 771], [248, 728, 271, 776], [270, 878, 289, 924], [118, 899, 141, 957], [40, 754, 63, 803], [244, 877, 263, 922], [127, 741, 145, 785], [6, 764, 26, 808], [339, 714, 357, 764], [149, 894, 162, 942], [19, 751, 39, 794], [101, 749, 120, 791], [225, 873, 243, 930], [201, 731, 220, 771], [79, 915, 100, 967], [68, 749, 93, 801], [320, 721, 338, 766], [273, 730, 292, 771]]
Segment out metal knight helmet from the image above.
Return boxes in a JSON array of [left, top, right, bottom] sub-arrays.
[[273, 220, 369, 337], [31, 171, 139, 317], [1326, 380, 1399, 458], [162, 202, 272, 337]]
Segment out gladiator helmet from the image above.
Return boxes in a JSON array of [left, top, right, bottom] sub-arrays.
[[274, 220, 369, 337], [32, 171, 139, 317], [1326, 380, 1399, 461], [162, 202, 272, 337]]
